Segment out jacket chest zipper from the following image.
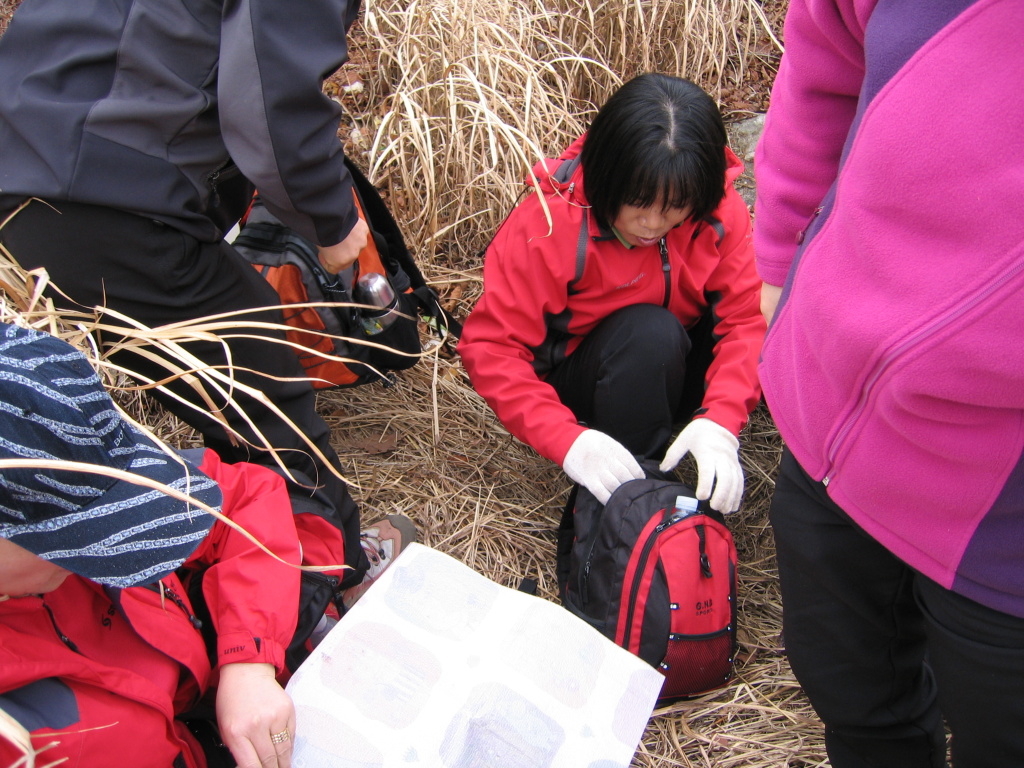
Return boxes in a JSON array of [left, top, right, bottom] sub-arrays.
[[206, 162, 241, 210], [40, 585, 203, 655], [658, 237, 671, 308], [206, 168, 224, 210], [41, 599, 81, 654], [159, 584, 204, 631]]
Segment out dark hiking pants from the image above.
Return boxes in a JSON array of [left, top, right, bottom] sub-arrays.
[[771, 448, 1024, 768], [545, 302, 714, 461]]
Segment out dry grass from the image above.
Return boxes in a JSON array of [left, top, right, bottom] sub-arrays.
[[351, 0, 780, 273], [0, 1, 829, 766], [0, 0, 16, 36]]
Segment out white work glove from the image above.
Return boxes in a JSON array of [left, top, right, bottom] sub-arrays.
[[562, 429, 645, 505], [659, 418, 744, 514]]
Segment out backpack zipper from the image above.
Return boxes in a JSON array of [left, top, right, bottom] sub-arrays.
[[579, 518, 602, 605], [697, 523, 711, 578], [621, 511, 702, 650], [578, 485, 608, 605]]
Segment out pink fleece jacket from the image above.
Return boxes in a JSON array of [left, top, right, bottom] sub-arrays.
[[755, 0, 1024, 616]]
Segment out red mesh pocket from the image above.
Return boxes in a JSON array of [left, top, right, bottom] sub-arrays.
[[657, 630, 734, 701]]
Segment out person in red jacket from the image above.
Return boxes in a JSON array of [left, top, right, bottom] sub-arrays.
[[0, 323, 304, 768], [459, 74, 765, 512]]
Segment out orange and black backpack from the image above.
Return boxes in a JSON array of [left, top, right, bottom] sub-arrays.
[[232, 158, 460, 388]]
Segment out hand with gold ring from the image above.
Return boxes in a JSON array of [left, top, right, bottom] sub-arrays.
[[216, 662, 296, 768]]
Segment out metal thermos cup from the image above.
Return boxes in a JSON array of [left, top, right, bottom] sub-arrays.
[[354, 272, 400, 335]]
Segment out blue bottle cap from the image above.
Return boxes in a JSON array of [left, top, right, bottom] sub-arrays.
[[674, 495, 699, 514]]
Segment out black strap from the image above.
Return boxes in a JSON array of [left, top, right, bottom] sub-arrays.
[[571, 210, 589, 290], [553, 155, 582, 184], [345, 158, 424, 288], [555, 484, 580, 597], [517, 577, 538, 596]]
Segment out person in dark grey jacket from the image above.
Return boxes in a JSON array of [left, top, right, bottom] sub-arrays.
[[0, 0, 388, 592]]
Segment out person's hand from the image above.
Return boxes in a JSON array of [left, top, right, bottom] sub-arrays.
[[562, 429, 645, 505], [216, 662, 296, 768], [659, 418, 743, 513], [760, 282, 783, 325], [318, 216, 369, 274]]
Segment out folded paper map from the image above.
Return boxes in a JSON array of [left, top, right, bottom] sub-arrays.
[[286, 543, 665, 767]]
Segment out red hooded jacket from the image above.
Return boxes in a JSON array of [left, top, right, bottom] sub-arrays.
[[459, 136, 765, 465], [0, 450, 301, 768]]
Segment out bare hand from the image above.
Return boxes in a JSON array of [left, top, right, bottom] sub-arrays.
[[216, 662, 296, 768], [318, 216, 369, 274], [760, 282, 783, 325]]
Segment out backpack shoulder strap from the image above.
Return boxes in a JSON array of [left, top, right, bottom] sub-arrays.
[[567, 209, 589, 295], [552, 155, 582, 185], [345, 158, 421, 285]]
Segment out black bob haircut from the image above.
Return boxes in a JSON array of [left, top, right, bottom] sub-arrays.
[[580, 73, 728, 231]]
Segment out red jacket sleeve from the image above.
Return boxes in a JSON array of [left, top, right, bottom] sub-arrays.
[[184, 450, 301, 674], [458, 195, 590, 465]]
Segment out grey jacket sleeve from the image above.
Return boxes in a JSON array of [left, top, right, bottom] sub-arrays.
[[218, 0, 359, 246]]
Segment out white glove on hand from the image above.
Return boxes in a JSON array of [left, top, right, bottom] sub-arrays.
[[659, 418, 744, 513], [562, 429, 645, 505]]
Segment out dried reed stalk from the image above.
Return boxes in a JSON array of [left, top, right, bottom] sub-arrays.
[[358, 0, 777, 268]]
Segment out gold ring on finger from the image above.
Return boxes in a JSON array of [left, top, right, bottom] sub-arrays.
[[270, 729, 290, 745]]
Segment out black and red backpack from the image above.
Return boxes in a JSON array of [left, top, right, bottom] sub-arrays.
[[556, 463, 738, 703]]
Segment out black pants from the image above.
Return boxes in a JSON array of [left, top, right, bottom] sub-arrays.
[[1, 199, 366, 583], [545, 303, 713, 461], [771, 448, 1024, 768]]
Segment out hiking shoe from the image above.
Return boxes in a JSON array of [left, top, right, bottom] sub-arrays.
[[341, 513, 417, 608]]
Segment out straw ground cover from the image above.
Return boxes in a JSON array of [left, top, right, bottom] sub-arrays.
[[343, 0, 784, 270], [0, 0, 834, 766]]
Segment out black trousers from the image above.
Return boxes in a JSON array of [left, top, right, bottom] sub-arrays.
[[1, 199, 366, 584], [545, 303, 713, 461], [771, 448, 1024, 768]]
